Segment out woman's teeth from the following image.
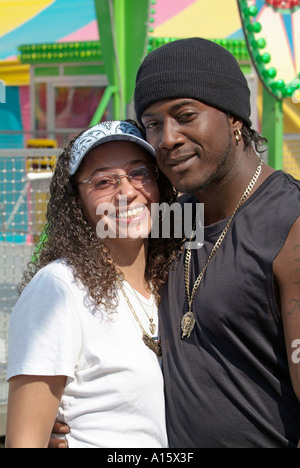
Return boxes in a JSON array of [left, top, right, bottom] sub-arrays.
[[117, 206, 145, 219]]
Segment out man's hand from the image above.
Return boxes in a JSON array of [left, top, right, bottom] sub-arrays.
[[48, 421, 70, 448]]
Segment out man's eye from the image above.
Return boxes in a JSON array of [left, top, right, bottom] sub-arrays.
[[178, 112, 197, 121], [144, 121, 157, 130]]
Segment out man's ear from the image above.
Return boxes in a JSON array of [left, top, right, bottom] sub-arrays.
[[227, 115, 244, 145], [228, 114, 243, 129]]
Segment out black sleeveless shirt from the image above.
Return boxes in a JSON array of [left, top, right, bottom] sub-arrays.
[[159, 171, 300, 448]]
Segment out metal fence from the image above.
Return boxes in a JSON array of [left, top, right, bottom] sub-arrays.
[[0, 148, 60, 432], [0, 129, 79, 150]]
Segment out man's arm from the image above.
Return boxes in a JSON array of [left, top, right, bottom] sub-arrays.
[[6, 375, 66, 448], [274, 216, 300, 448]]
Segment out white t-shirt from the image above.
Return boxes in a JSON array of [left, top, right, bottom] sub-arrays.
[[7, 260, 168, 448]]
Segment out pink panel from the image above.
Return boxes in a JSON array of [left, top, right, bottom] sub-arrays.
[[58, 20, 99, 43], [19, 86, 30, 134], [153, 0, 198, 27]]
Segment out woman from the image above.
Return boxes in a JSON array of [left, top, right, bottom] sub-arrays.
[[5, 120, 180, 448]]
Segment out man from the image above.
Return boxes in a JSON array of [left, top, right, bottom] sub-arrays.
[[133, 37, 300, 448], [52, 38, 300, 448]]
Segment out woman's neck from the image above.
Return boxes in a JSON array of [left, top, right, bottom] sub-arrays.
[[104, 238, 151, 298]]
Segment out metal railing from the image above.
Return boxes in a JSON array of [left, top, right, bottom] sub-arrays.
[[0, 129, 80, 150], [0, 149, 60, 425]]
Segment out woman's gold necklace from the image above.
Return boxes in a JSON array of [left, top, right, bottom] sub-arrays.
[[182, 158, 264, 339], [119, 281, 162, 357], [126, 282, 157, 335]]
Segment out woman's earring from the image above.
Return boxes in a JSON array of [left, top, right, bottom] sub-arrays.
[[234, 128, 242, 143]]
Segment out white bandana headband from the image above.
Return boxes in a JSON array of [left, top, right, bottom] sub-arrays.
[[70, 121, 156, 176]]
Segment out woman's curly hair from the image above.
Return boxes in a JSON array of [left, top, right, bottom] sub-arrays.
[[19, 123, 182, 312]]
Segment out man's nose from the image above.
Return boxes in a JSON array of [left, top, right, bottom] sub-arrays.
[[158, 120, 185, 151]]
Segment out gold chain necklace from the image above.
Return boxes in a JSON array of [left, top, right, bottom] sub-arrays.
[[182, 158, 264, 339], [126, 282, 157, 335], [119, 281, 162, 357]]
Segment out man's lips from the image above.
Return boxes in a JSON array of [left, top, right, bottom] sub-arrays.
[[166, 154, 198, 173]]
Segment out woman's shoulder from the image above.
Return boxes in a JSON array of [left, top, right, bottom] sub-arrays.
[[12, 260, 82, 327], [19, 260, 80, 302], [33, 259, 75, 285]]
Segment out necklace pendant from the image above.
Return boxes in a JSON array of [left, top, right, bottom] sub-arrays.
[[181, 311, 196, 339], [143, 333, 162, 357], [149, 319, 156, 335]]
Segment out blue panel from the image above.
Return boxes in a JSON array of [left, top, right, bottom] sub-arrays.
[[0, 87, 23, 147], [0, 0, 96, 59], [0, 87, 27, 242], [282, 14, 294, 61]]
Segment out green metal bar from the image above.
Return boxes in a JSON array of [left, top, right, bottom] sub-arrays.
[[93, 0, 121, 119], [262, 87, 283, 170], [93, 0, 149, 119], [113, 0, 126, 119], [89, 85, 119, 126]]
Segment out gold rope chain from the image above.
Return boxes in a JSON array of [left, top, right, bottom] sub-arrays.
[[182, 158, 264, 339], [126, 282, 157, 335]]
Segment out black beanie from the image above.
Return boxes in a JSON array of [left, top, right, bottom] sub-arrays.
[[134, 37, 251, 127]]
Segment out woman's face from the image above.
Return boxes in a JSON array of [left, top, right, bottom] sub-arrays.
[[76, 140, 160, 244]]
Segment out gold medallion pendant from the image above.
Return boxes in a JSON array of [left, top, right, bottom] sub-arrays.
[[143, 333, 162, 357], [181, 312, 196, 339]]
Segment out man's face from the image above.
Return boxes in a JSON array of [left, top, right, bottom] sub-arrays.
[[141, 98, 237, 195]]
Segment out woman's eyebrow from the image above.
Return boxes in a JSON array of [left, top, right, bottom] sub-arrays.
[[86, 160, 151, 178]]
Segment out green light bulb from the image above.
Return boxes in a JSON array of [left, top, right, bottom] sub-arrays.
[[285, 87, 294, 97], [276, 80, 285, 90], [249, 5, 259, 16], [253, 22, 262, 33], [262, 53, 271, 63], [257, 38, 267, 49], [268, 67, 277, 78]]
